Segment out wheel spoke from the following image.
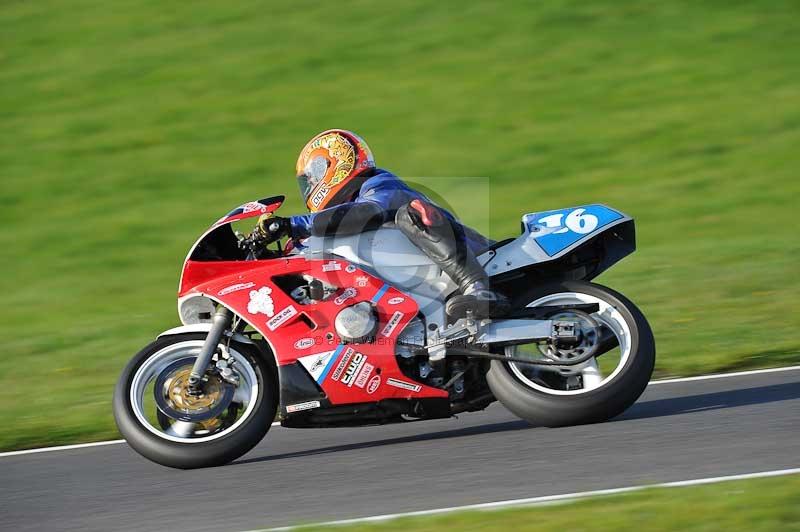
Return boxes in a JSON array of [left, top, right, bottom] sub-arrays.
[[581, 359, 603, 390], [593, 325, 619, 358], [233, 385, 251, 406], [166, 420, 197, 438]]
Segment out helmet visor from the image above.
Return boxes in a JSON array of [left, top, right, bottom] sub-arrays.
[[297, 173, 314, 202], [297, 155, 329, 202]]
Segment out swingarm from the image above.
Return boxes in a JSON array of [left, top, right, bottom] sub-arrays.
[[424, 303, 619, 367]]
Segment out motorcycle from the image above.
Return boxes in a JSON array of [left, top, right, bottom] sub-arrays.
[[113, 196, 655, 469]]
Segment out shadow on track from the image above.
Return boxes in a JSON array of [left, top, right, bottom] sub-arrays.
[[234, 382, 799, 466], [617, 382, 800, 421], [233, 419, 531, 466]]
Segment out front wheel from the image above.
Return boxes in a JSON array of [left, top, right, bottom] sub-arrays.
[[113, 333, 278, 469], [487, 281, 655, 427]]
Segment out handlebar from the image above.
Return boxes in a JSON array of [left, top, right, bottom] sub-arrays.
[[237, 223, 285, 260]]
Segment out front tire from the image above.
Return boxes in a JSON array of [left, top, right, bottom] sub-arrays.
[[113, 333, 278, 469], [487, 281, 655, 427]]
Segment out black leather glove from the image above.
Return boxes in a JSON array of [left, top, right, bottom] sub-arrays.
[[252, 215, 291, 244]]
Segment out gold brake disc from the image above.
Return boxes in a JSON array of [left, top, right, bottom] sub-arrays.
[[152, 357, 239, 438], [163, 367, 225, 413]]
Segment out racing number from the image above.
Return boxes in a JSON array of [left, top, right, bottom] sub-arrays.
[[537, 208, 599, 235]]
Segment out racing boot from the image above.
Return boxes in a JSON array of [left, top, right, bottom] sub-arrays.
[[395, 199, 508, 319], [445, 279, 509, 319]]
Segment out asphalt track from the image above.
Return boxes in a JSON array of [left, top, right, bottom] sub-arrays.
[[1, 368, 798, 531]]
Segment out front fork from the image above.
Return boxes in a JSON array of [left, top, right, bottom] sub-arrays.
[[187, 306, 234, 393]]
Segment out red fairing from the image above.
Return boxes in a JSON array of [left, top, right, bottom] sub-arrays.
[[180, 196, 286, 294], [212, 198, 284, 227], [186, 258, 447, 405], [180, 261, 252, 296]]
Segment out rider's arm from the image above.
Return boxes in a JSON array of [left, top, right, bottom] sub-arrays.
[[289, 171, 416, 238], [290, 202, 388, 237], [289, 171, 402, 238], [288, 213, 313, 239]]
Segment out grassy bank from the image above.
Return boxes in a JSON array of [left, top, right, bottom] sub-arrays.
[[302, 473, 800, 531], [1, 0, 799, 450]]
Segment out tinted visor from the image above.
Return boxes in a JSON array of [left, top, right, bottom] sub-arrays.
[[297, 155, 329, 203], [297, 174, 314, 202]]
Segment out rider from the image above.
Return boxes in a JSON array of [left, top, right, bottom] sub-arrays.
[[257, 129, 506, 317]]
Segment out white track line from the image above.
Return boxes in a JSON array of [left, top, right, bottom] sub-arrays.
[[2, 365, 799, 459], [649, 365, 800, 385], [264, 467, 800, 531], [0, 421, 281, 458], [0, 439, 127, 457]]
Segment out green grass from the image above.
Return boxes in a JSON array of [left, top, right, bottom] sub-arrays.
[[301, 474, 800, 532], [1, 0, 799, 450]]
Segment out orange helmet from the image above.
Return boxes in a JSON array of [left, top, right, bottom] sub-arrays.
[[296, 129, 376, 212]]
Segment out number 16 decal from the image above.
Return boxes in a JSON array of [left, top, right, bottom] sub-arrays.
[[537, 208, 599, 235], [530, 204, 625, 257]]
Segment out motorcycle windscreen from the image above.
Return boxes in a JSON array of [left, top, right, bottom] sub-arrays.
[[213, 195, 285, 227]]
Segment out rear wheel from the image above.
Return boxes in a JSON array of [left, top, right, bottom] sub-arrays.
[[487, 281, 655, 426], [113, 333, 277, 469]]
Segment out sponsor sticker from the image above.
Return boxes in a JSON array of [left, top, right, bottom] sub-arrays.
[[294, 337, 316, 350], [298, 350, 335, 381], [345, 264, 357, 273], [355, 275, 369, 288], [387, 296, 404, 305], [308, 354, 328, 374], [247, 287, 275, 317], [241, 202, 268, 214], [218, 282, 256, 296], [386, 377, 422, 393], [310, 186, 329, 208], [334, 287, 358, 305], [381, 311, 404, 337], [267, 305, 297, 331], [322, 261, 341, 272], [367, 375, 381, 394], [286, 400, 321, 413], [330, 347, 355, 381], [354, 362, 374, 388], [341, 352, 367, 387]]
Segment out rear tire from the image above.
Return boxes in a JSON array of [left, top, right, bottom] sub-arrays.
[[487, 281, 655, 427], [113, 333, 278, 469]]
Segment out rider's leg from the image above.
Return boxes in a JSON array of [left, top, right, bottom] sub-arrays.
[[395, 199, 507, 317]]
